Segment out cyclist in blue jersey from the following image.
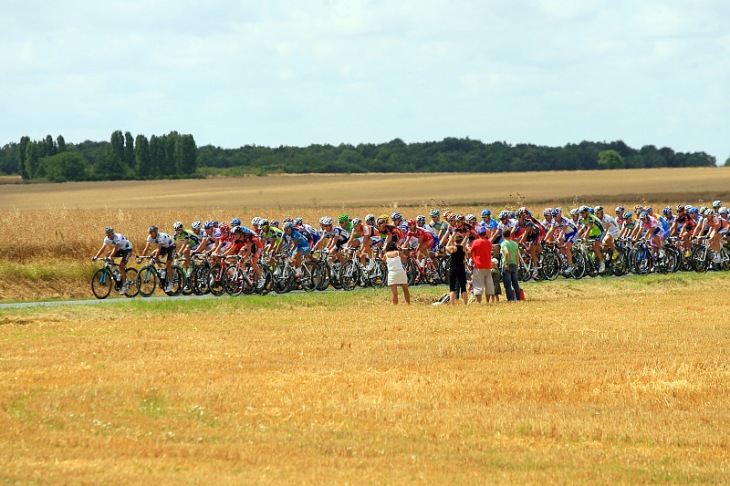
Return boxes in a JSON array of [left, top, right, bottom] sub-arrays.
[[280, 222, 310, 276]]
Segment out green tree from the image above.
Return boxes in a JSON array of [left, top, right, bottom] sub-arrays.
[[175, 134, 197, 175], [56, 135, 66, 153], [724, 156, 730, 167], [149, 135, 165, 177], [110, 130, 125, 166], [163, 131, 179, 176], [45, 152, 88, 182], [43, 134, 56, 157], [597, 150, 624, 170], [124, 131, 135, 169], [135, 134, 152, 178], [19, 136, 30, 179], [25, 141, 40, 179]]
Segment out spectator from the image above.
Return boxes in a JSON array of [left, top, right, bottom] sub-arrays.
[[384, 240, 410, 305], [445, 234, 468, 305], [468, 226, 494, 303], [500, 228, 521, 301], [490, 257, 501, 302]]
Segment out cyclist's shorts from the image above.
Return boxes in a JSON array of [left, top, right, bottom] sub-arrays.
[[117, 248, 133, 264], [430, 235, 440, 251], [588, 231, 604, 242], [159, 245, 176, 260], [563, 231, 577, 244], [296, 244, 311, 256]]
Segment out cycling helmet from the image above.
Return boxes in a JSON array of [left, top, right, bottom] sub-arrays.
[[283, 222, 294, 230], [456, 214, 465, 222], [588, 207, 594, 214], [376, 217, 387, 226], [319, 216, 333, 226], [447, 213, 457, 222], [712, 200, 722, 208], [516, 207, 527, 216], [271, 220, 279, 228], [569, 208, 580, 216], [416, 215, 426, 224], [662, 206, 672, 215], [480, 209, 491, 217], [352, 218, 362, 225], [688, 207, 699, 215], [260, 218, 270, 227], [232, 225, 243, 234], [442, 210, 451, 219], [173, 221, 183, 231], [212, 220, 219, 227], [365, 214, 375, 225], [148, 225, 158, 233], [718, 207, 728, 215], [283, 217, 293, 224], [379, 214, 390, 222], [475, 226, 487, 236], [615, 206, 625, 213], [430, 209, 440, 218], [704, 208, 714, 216], [543, 208, 553, 216], [498, 210, 510, 220], [219, 223, 230, 232], [338, 214, 349, 223], [251, 217, 262, 227], [407, 218, 417, 227], [551, 208, 561, 217], [294, 217, 303, 226], [465, 214, 477, 224], [638, 211, 648, 220], [191, 221, 202, 231], [594, 206, 604, 213], [699, 206, 707, 214], [203, 220, 213, 229], [676, 203, 685, 211], [391, 212, 402, 221], [623, 211, 633, 219], [104, 226, 114, 236], [230, 218, 241, 226]]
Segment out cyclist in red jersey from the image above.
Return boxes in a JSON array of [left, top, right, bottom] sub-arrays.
[[377, 217, 405, 246], [404, 219, 435, 260]]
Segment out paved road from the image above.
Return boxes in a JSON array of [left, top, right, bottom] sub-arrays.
[[0, 293, 222, 310]]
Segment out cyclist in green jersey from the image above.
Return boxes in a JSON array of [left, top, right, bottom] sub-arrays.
[[578, 206, 605, 272]]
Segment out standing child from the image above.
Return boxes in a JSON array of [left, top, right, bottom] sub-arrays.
[[490, 258, 501, 302], [385, 240, 410, 305]]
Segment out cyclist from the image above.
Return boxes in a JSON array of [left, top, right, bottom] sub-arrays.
[[659, 207, 675, 240], [578, 205, 606, 273], [377, 217, 405, 247], [638, 211, 664, 260], [196, 220, 220, 254], [236, 226, 266, 289], [614, 206, 626, 227], [429, 209, 449, 242], [281, 221, 310, 277], [138, 225, 177, 292], [316, 216, 349, 264], [259, 219, 284, 254], [93, 226, 133, 295], [480, 209, 498, 234], [619, 211, 635, 240], [595, 206, 620, 260], [547, 208, 577, 270], [391, 212, 408, 233], [405, 218, 435, 261], [347, 217, 381, 269], [172, 221, 200, 276], [416, 214, 440, 251], [697, 208, 728, 264]]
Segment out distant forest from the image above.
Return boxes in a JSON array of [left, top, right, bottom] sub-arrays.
[[0, 131, 723, 183]]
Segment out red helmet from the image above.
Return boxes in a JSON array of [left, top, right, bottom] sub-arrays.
[[407, 219, 417, 227]]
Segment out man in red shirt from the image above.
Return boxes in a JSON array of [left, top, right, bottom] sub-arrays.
[[468, 226, 494, 303]]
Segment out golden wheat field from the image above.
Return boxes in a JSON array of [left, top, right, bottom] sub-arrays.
[[1, 169, 729, 484]]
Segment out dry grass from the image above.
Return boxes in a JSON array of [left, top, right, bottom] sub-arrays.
[[1, 276, 729, 484], [1, 167, 728, 211]]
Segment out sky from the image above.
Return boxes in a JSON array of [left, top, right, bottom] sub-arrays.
[[2, 0, 729, 163]]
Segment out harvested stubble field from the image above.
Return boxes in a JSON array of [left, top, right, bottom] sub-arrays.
[[1, 276, 729, 484], [1, 169, 729, 483]]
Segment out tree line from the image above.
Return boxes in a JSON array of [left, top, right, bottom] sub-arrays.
[[0, 134, 724, 182]]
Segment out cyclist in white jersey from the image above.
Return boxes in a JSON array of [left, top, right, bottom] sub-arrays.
[[138, 225, 177, 292], [595, 206, 620, 259], [93, 226, 134, 295]]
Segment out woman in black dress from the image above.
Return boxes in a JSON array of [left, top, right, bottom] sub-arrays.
[[445, 234, 468, 305]]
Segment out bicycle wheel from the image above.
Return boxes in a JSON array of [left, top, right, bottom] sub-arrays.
[[91, 268, 113, 299], [340, 260, 359, 291], [369, 261, 388, 287], [164, 266, 185, 296], [611, 249, 629, 276], [191, 265, 210, 294], [541, 252, 560, 281], [633, 248, 652, 275], [136, 265, 158, 297], [124, 268, 139, 298], [301, 262, 316, 292], [208, 265, 227, 296], [691, 245, 709, 273], [570, 252, 586, 279], [315, 261, 330, 291]]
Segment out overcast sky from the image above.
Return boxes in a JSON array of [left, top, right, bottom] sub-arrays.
[[2, 0, 729, 163]]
